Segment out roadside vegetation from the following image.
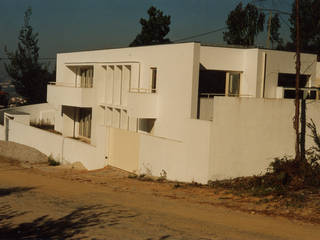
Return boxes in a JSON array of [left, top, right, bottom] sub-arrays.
[[48, 154, 60, 166]]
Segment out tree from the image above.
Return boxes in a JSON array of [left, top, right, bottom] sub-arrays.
[[4, 7, 55, 104], [223, 3, 265, 46], [129, 6, 171, 47], [270, 13, 283, 49], [289, 0, 320, 57]]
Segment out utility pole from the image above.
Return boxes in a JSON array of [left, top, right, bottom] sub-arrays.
[[294, 0, 301, 162]]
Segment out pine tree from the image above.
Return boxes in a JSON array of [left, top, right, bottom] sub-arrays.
[[4, 7, 55, 104], [223, 3, 265, 46], [130, 6, 171, 47]]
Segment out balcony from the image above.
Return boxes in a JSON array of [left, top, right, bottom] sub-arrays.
[[47, 82, 94, 107], [127, 89, 159, 118]]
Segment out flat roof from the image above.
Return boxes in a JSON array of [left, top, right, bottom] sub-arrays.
[[57, 41, 318, 57]]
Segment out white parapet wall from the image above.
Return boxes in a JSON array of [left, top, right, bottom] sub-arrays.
[[0, 103, 56, 125]]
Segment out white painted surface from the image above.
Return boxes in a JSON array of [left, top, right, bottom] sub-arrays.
[[316, 62, 320, 86], [127, 92, 159, 118], [199, 46, 317, 99], [199, 98, 214, 120], [209, 97, 297, 180], [139, 119, 211, 183], [7, 119, 103, 170], [0, 103, 56, 124], [7, 113, 30, 126], [8, 120, 63, 161], [262, 50, 317, 98], [0, 125, 4, 140], [47, 85, 94, 107], [63, 137, 101, 170]]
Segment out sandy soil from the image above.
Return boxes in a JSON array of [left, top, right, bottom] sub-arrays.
[[0, 157, 320, 240]]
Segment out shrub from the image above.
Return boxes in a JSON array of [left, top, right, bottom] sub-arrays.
[[48, 154, 60, 166]]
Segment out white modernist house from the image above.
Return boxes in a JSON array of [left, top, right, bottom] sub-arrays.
[[3, 42, 320, 183]]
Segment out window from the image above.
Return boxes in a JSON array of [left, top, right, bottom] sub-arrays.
[[277, 73, 314, 99], [227, 72, 240, 97], [138, 118, 155, 134], [151, 68, 157, 93], [79, 108, 92, 138], [198, 70, 226, 98], [80, 67, 93, 88]]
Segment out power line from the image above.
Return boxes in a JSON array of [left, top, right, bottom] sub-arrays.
[[257, 7, 290, 15], [0, 57, 55, 60], [279, 14, 291, 29], [173, 27, 227, 42]]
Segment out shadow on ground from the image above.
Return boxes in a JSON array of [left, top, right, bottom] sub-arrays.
[[0, 203, 142, 240], [0, 205, 110, 239], [0, 187, 35, 197]]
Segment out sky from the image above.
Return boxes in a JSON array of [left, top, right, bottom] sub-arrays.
[[0, 0, 293, 79]]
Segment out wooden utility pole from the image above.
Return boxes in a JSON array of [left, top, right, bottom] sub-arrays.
[[294, 0, 301, 161]]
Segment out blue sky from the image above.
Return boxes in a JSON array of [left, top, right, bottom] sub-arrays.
[[0, 0, 293, 69]]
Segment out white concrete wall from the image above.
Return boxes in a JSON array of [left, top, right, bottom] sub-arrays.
[[139, 118, 211, 183], [199, 98, 213, 120], [6, 119, 103, 170], [208, 97, 320, 180], [8, 113, 30, 125], [47, 85, 94, 107], [56, 43, 200, 142], [316, 62, 320, 86], [200, 46, 245, 71], [199, 46, 318, 99], [8, 120, 63, 161], [0, 103, 56, 125], [127, 92, 159, 118], [63, 137, 101, 170], [0, 125, 4, 140], [262, 50, 317, 98]]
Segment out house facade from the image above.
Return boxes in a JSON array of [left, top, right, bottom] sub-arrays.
[[2, 42, 320, 183]]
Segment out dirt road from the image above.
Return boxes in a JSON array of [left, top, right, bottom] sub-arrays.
[[0, 158, 319, 240]]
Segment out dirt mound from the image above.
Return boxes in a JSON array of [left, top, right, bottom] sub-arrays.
[[0, 140, 48, 164]]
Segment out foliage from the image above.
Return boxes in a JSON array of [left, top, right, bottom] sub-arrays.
[[223, 2, 265, 46], [0, 86, 9, 107], [287, 0, 320, 57], [48, 154, 60, 166], [30, 119, 54, 131], [4, 7, 55, 104], [270, 13, 283, 49], [129, 6, 171, 47]]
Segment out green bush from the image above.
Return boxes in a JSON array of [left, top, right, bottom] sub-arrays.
[[48, 154, 60, 166]]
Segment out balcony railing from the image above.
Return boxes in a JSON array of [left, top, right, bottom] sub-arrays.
[[199, 93, 253, 98], [48, 82, 93, 88], [47, 83, 94, 107], [129, 88, 157, 94]]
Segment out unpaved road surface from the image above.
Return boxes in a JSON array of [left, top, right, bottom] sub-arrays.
[[0, 157, 319, 240]]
